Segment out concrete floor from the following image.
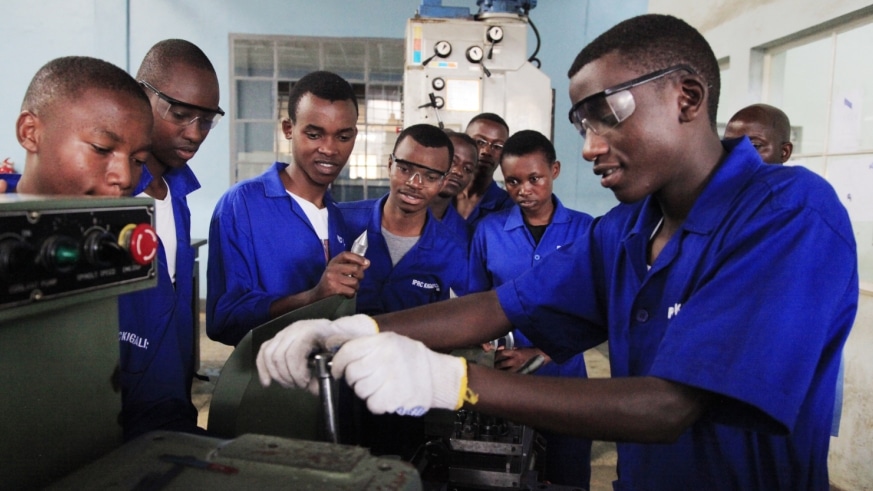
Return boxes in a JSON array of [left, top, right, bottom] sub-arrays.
[[190, 314, 618, 490]]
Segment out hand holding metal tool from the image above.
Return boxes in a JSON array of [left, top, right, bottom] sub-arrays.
[[257, 314, 379, 390]]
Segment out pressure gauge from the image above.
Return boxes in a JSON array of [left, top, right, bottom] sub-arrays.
[[466, 45, 484, 63], [487, 26, 504, 43], [434, 40, 452, 57], [432, 77, 445, 91], [433, 96, 445, 109]]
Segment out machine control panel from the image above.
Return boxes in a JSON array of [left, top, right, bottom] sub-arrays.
[[0, 195, 156, 312]]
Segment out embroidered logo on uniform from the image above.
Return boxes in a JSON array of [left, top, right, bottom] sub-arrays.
[[411, 279, 440, 291], [337, 235, 345, 245], [119, 331, 149, 350], [667, 303, 682, 319]]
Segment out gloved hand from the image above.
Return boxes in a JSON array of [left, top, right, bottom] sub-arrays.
[[331, 332, 477, 416], [256, 314, 378, 391]]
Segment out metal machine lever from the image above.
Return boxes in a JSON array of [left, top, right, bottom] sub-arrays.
[[311, 352, 339, 443]]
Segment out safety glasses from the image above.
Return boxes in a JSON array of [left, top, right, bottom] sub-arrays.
[[139, 80, 225, 131], [390, 154, 448, 186], [568, 64, 695, 140]]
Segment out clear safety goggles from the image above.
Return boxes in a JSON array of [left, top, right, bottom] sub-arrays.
[[568, 64, 695, 140], [140, 80, 225, 131]]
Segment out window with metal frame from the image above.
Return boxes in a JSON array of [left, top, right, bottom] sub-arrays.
[[230, 35, 404, 201], [763, 16, 873, 283]]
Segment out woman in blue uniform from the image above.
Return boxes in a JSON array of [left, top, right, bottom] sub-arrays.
[[468, 130, 593, 488]]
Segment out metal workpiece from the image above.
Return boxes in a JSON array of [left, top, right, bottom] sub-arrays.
[[311, 352, 340, 444], [351, 230, 369, 256]]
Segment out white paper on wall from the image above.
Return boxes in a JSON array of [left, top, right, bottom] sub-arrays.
[[826, 157, 873, 221]]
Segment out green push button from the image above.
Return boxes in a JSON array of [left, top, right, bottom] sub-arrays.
[[44, 236, 80, 272], [54, 242, 80, 267]]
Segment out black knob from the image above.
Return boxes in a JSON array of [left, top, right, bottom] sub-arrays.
[[83, 228, 126, 267], [0, 237, 36, 280]]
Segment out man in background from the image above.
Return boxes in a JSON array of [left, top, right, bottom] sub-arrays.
[[454, 113, 513, 229], [429, 130, 478, 243], [724, 103, 793, 164]]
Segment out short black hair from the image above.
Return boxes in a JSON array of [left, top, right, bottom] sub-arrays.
[[500, 130, 556, 165], [287, 71, 359, 123], [568, 14, 720, 130], [729, 103, 792, 143], [444, 130, 479, 165], [136, 39, 216, 87], [465, 112, 510, 134], [394, 124, 454, 167], [22, 56, 150, 118]]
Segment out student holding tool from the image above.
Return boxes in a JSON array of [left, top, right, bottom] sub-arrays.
[[207, 71, 369, 346]]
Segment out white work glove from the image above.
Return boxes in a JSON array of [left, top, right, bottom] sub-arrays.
[[331, 332, 477, 416], [256, 314, 378, 392]]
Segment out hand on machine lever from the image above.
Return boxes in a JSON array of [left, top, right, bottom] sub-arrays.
[[256, 314, 378, 392], [256, 315, 479, 417]]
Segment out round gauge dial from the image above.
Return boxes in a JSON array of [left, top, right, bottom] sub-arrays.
[[432, 77, 446, 91], [466, 45, 484, 63], [433, 96, 445, 109], [487, 26, 504, 43], [434, 40, 452, 57]]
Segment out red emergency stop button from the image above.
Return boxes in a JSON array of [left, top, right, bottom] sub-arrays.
[[118, 223, 158, 265]]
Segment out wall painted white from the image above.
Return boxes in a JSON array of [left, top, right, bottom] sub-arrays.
[[648, 1, 873, 488]]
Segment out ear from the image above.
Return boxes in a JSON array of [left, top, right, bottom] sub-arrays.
[[781, 142, 794, 163], [677, 74, 707, 124], [551, 160, 561, 179], [16, 111, 40, 152], [281, 118, 293, 139]]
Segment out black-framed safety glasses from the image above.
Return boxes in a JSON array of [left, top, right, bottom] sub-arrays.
[[390, 154, 448, 186], [568, 64, 695, 140], [139, 80, 225, 131]]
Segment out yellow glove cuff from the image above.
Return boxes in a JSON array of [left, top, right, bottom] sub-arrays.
[[455, 358, 479, 409]]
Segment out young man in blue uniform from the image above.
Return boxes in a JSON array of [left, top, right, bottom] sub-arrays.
[[467, 129, 593, 488], [117, 40, 223, 441], [454, 113, 514, 229], [14, 56, 151, 197], [339, 123, 467, 317], [257, 14, 858, 491], [207, 71, 369, 346], [338, 123, 467, 459], [429, 131, 478, 243]]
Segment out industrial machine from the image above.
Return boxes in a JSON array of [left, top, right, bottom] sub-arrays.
[[0, 194, 157, 489], [403, 0, 553, 140], [51, 431, 422, 490]]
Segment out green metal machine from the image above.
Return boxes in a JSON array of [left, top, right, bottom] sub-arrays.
[[0, 195, 157, 489]]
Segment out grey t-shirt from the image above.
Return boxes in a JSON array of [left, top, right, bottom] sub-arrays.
[[381, 227, 419, 266]]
